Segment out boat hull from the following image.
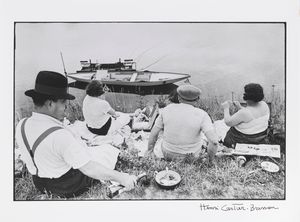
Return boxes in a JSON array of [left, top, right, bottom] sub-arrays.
[[67, 71, 190, 86], [68, 81, 179, 95]]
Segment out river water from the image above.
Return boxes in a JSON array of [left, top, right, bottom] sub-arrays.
[[14, 23, 285, 116]]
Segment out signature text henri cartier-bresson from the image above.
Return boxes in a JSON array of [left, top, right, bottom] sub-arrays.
[[199, 203, 279, 212]]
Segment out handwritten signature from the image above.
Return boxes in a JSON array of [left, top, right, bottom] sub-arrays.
[[199, 203, 279, 211]]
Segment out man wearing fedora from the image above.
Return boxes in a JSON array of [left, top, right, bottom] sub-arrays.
[[15, 71, 137, 197], [146, 84, 219, 161]]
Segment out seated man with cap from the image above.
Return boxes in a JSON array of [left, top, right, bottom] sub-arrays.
[[146, 84, 219, 161], [15, 71, 137, 197]]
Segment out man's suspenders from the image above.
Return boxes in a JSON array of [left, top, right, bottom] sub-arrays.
[[20, 118, 63, 176]]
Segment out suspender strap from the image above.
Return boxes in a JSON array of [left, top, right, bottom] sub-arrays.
[[31, 126, 63, 156], [20, 118, 63, 176], [21, 118, 38, 175], [21, 118, 32, 156]]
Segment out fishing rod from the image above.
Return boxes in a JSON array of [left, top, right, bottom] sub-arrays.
[[134, 42, 167, 69], [140, 54, 168, 70], [60, 52, 68, 78], [134, 44, 161, 64], [60, 52, 70, 110]]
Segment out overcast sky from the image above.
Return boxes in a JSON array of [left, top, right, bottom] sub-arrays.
[[15, 22, 285, 97]]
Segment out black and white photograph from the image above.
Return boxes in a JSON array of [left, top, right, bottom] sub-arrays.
[[14, 22, 286, 200], [2, 0, 300, 221]]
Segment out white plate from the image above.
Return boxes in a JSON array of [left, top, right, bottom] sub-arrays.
[[261, 161, 280, 173], [155, 170, 181, 188]]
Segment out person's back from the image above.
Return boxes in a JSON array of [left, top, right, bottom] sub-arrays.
[[82, 81, 119, 136], [16, 113, 83, 178], [234, 101, 270, 135], [159, 103, 212, 147], [147, 84, 218, 161], [246, 101, 269, 119], [82, 95, 111, 128], [222, 83, 270, 148]]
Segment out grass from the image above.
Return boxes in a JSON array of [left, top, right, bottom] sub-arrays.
[[14, 152, 285, 200], [14, 92, 285, 200]]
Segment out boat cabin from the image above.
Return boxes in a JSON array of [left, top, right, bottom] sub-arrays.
[[78, 59, 136, 73]]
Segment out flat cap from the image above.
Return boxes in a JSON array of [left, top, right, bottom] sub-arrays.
[[177, 84, 201, 101]]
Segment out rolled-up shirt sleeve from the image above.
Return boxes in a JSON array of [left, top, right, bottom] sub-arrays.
[[200, 112, 214, 133], [54, 130, 91, 169]]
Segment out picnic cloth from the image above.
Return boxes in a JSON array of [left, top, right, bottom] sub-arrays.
[[213, 119, 230, 141], [63, 112, 134, 169], [14, 116, 236, 175], [131, 105, 160, 131], [86, 144, 120, 169], [130, 131, 208, 158], [127, 119, 230, 159], [66, 112, 131, 147], [130, 131, 164, 158]]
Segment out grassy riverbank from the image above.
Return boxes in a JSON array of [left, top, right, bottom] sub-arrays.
[[14, 151, 285, 200], [14, 92, 285, 200]]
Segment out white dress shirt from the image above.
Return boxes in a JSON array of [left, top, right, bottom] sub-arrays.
[[15, 112, 91, 178]]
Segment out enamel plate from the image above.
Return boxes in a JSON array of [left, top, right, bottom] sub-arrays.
[[155, 170, 181, 189], [261, 161, 280, 173]]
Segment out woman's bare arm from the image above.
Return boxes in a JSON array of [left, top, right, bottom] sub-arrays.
[[108, 109, 119, 118], [222, 101, 251, 127]]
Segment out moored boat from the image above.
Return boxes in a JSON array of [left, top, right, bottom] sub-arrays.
[[67, 59, 190, 87]]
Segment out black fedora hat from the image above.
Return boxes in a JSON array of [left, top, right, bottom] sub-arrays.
[[25, 71, 75, 100]]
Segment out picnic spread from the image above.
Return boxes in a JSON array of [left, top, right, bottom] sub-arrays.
[[15, 106, 281, 185]]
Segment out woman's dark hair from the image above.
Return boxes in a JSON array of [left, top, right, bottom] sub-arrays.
[[243, 83, 264, 102], [168, 89, 179, 103], [86, 80, 104, 97], [31, 94, 59, 107]]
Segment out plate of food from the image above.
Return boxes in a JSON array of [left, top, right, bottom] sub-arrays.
[[155, 168, 181, 190], [261, 161, 280, 173]]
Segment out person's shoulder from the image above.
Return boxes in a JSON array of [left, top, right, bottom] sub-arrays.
[[15, 117, 29, 135], [166, 103, 177, 108], [100, 99, 111, 107], [163, 103, 178, 111], [83, 94, 91, 100], [54, 126, 73, 137], [193, 108, 212, 120], [51, 127, 78, 145], [238, 107, 253, 119], [83, 95, 93, 104], [51, 127, 86, 155], [260, 101, 270, 114], [101, 99, 110, 104], [260, 101, 269, 108], [195, 107, 208, 115], [89, 97, 109, 106], [16, 117, 27, 127]]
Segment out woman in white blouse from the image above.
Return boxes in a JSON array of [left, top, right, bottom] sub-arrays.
[[221, 83, 270, 148], [82, 80, 119, 135]]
